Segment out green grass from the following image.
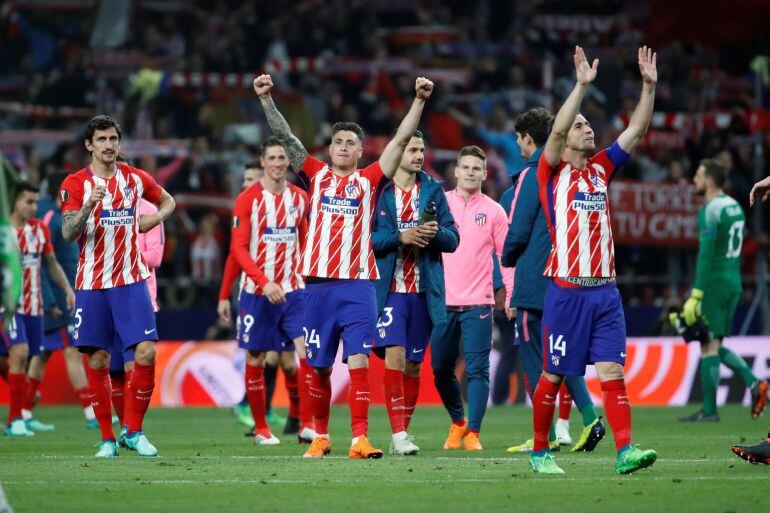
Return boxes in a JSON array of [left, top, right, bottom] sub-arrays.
[[1, 405, 766, 513]]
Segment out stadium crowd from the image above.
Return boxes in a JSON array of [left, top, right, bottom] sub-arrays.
[[2, 0, 769, 320]]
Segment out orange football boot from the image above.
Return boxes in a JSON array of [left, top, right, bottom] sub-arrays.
[[464, 431, 483, 451], [349, 435, 383, 459], [303, 436, 331, 458], [443, 419, 468, 449]]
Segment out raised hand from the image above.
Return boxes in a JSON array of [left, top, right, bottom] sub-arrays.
[[415, 76, 434, 101], [638, 46, 657, 84], [253, 74, 274, 97], [84, 184, 106, 210], [574, 46, 598, 85]]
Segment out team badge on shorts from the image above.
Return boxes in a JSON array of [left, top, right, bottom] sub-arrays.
[[378, 328, 386, 339], [551, 355, 560, 367], [475, 213, 487, 226]]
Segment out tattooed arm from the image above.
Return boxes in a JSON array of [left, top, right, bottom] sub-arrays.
[[253, 74, 307, 171], [62, 184, 105, 242]]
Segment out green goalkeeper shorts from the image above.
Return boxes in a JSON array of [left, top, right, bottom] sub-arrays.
[[701, 290, 740, 339]]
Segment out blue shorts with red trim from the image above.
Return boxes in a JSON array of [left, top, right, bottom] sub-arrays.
[[41, 323, 76, 353], [238, 290, 304, 353], [303, 280, 377, 368], [1, 313, 44, 355], [73, 281, 158, 354], [373, 292, 431, 363], [542, 281, 626, 376]]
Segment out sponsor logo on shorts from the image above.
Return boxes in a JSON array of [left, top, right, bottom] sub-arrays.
[[412, 348, 424, 354], [321, 196, 360, 216], [99, 207, 135, 227], [620, 352, 626, 358], [571, 191, 607, 212], [262, 226, 296, 244], [362, 342, 373, 348], [144, 328, 156, 335]]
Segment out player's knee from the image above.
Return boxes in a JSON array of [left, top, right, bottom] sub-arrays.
[[405, 361, 421, 377], [134, 342, 156, 365], [542, 370, 565, 385], [246, 351, 265, 366], [595, 362, 624, 382], [8, 345, 28, 371], [384, 346, 406, 370], [347, 353, 369, 369], [88, 350, 110, 370]]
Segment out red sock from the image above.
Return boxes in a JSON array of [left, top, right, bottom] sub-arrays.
[[403, 374, 420, 430], [87, 367, 114, 441], [309, 370, 331, 435], [22, 376, 42, 412], [284, 368, 300, 420], [601, 379, 632, 451], [532, 376, 560, 452], [110, 373, 126, 426], [383, 368, 405, 434], [558, 383, 573, 421], [348, 368, 370, 438], [297, 359, 314, 429], [7, 372, 26, 423], [73, 386, 92, 410], [124, 362, 155, 433], [245, 364, 268, 432]]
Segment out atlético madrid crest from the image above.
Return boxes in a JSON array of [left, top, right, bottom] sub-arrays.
[[475, 213, 487, 226], [123, 186, 135, 203]]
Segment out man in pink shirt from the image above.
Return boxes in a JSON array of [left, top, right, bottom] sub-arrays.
[[431, 145, 509, 451], [109, 197, 165, 429]]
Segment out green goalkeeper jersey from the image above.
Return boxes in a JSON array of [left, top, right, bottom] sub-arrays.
[[693, 193, 744, 293]]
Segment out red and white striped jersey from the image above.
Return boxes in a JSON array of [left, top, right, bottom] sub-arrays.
[[537, 143, 629, 279], [231, 182, 308, 294], [60, 163, 163, 290], [391, 183, 421, 293], [299, 155, 384, 280], [15, 219, 53, 316]]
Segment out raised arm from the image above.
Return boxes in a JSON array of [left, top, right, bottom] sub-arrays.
[[543, 46, 598, 166], [254, 74, 307, 171], [750, 176, 770, 206], [378, 77, 434, 179], [616, 46, 657, 154], [62, 184, 105, 242]]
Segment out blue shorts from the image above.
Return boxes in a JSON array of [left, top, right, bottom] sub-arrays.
[[542, 282, 627, 376], [73, 281, 158, 354], [41, 323, 77, 354], [238, 290, 304, 352], [303, 280, 377, 367], [0, 313, 44, 355], [373, 292, 431, 363]]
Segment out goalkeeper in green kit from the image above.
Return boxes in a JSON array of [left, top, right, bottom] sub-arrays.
[[678, 159, 768, 421]]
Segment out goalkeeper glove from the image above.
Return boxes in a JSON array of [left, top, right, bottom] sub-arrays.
[[682, 288, 704, 326]]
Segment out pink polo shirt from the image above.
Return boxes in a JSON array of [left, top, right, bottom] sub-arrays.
[[443, 189, 509, 307], [138, 199, 165, 311]]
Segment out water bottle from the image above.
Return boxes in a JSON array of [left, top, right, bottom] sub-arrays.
[[420, 201, 436, 224]]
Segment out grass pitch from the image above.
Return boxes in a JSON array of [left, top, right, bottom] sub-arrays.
[[1, 404, 766, 513]]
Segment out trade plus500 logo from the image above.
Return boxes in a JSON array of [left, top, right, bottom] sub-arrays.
[[571, 192, 606, 212], [262, 226, 296, 244], [321, 196, 360, 216], [99, 207, 135, 227]]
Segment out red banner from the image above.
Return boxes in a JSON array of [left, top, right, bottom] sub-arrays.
[[609, 179, 701, 247]]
